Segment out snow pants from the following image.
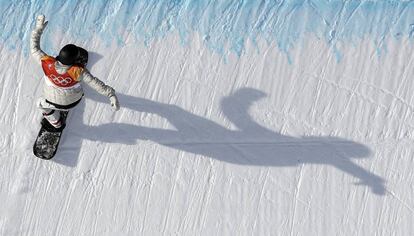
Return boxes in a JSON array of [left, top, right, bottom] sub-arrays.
[[37, 97, 81, 128]]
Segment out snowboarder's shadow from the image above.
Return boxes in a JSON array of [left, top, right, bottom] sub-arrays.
[[56, 87, 386, 195], [86, 51, 103, 69]]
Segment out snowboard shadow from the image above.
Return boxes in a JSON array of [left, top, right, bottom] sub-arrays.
[[55, 87, 386, 195]]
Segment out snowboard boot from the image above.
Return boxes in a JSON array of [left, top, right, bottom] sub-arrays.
[[42, 110, 66, 132]]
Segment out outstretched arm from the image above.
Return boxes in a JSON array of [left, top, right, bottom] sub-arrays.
[[30, 15, 48, 63], [81, 70, 120, 111]]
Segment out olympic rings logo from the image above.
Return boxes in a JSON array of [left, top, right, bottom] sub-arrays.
[[49, 74, 73, 86]]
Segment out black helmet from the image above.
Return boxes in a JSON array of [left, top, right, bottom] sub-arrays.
[[56, 44, 79, 65]]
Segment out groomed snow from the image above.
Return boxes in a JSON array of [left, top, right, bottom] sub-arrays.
[[1, 1, 414, 235]]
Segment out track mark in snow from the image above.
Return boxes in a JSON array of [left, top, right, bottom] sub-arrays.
[[161, 154, 182, 234], [10, 53, 25, 151], [78, 170, 98, 234], [140, 154, 160, 234], [177, 157, 207, 233], [198, 159, 216, 234], [91, 146, 113, 235], [4, 159, 34, 235], [356, 186, 370, 235], [20, 159, 42, 235], [10, 160, 32, 195], [54, 177, 77, 236], [252, 168, 270, 233], [289, 163, 304, 236], [309, 51, 335, 120], [387, 190, 414, 214]]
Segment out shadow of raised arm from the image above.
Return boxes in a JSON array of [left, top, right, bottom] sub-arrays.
[[78, 87, 385, 195]]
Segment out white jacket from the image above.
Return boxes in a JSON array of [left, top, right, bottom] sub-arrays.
[[30, 26, 115, 106]]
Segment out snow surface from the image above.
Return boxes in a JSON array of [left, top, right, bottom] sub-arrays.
[[1, 1, 414, 235]]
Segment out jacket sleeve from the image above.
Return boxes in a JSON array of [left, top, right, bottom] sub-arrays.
[[30, 27, 47, 64], [81, 69, 116, 97]]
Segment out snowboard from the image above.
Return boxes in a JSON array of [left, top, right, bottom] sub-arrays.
[[33, 111, 69, 159], [33, 46, 88, 160]]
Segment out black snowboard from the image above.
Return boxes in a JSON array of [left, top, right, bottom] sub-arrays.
[[33, 46, 88, 160], [33, 111, 69, 159]]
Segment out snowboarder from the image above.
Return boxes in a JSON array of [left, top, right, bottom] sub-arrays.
[[31, 15, 120, 131]]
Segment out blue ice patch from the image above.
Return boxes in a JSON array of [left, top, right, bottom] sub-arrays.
[[1, 0, 414, 60]]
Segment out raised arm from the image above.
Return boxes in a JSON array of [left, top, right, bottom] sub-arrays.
[[30, 15, 48, 63], [81, 69, 120, 111]]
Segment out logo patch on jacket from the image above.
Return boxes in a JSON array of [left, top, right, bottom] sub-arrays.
[[41, 56, 84, 88]]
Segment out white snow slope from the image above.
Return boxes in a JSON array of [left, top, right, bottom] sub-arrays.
[[1, 1, 414, 236]]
